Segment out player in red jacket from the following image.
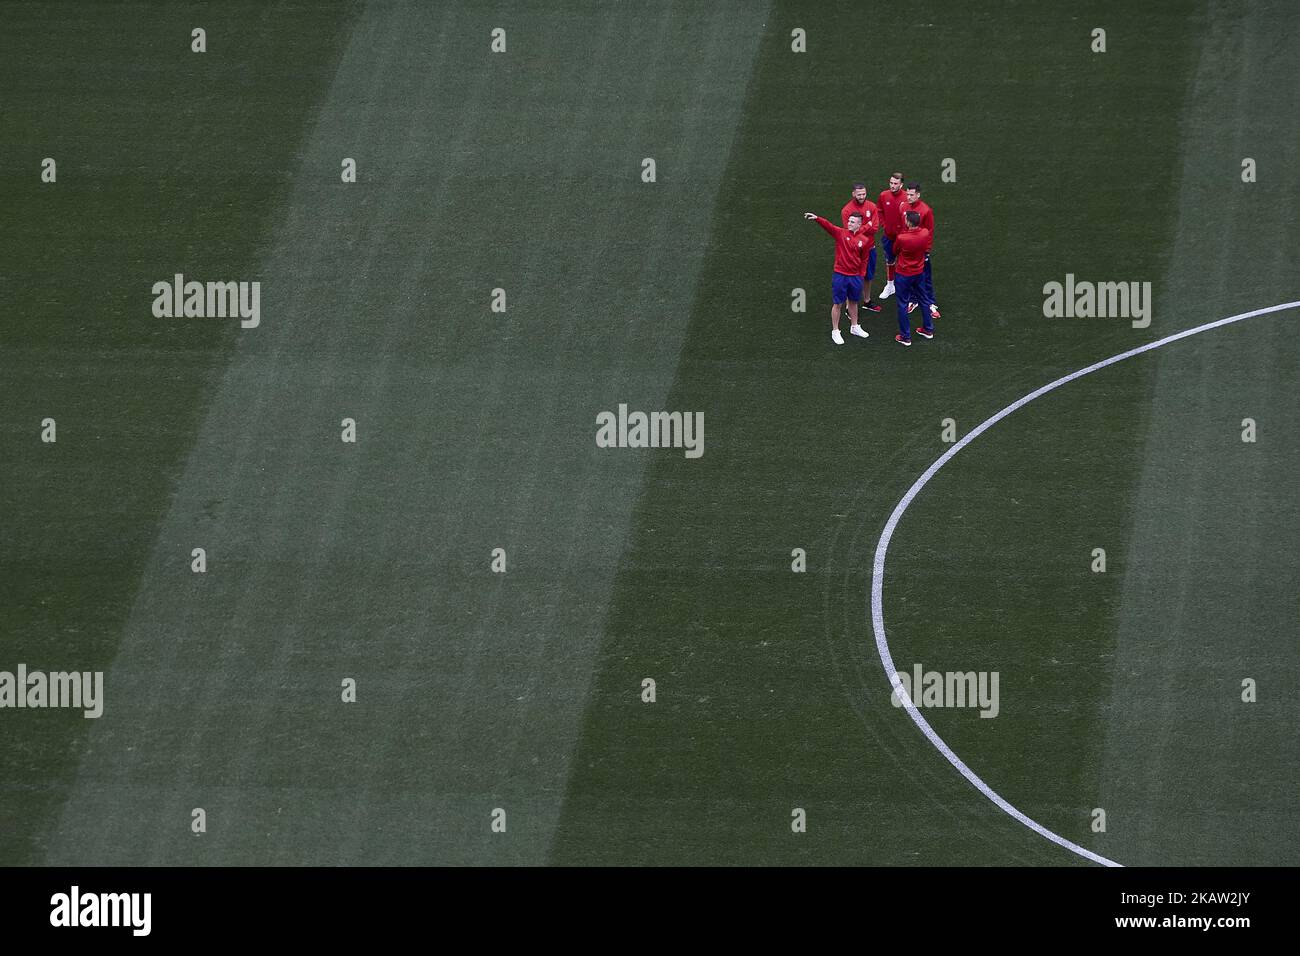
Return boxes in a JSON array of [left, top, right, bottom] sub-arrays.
[[877, 172, 907, 299], [803, 210, 872, 345], [840, 182, 882, 312], [902, 182, 941, 320], [891, 211, 936, 346]]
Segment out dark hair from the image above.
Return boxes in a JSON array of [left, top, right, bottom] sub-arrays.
[[906, 181, 921, 192], [852, 181, 866, 190], [890, 172, 904, 181], [905, 211, 921, 227], [847, 210, 863, 221]]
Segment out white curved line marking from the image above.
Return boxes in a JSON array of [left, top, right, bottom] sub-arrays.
[[871, 301, 1300, 867]]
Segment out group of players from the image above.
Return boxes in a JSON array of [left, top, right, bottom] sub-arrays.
[[803, 173, 939, 347]]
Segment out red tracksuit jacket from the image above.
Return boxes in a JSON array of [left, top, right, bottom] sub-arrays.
[[878, 187, 908, 238], [815, 216, 871, 275], [840, 198, 879, 277], [893, 227, 933, 276], [901, 198, 935, 238]]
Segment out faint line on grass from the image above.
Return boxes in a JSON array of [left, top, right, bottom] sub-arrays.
[[871, 300, 1300, 868]]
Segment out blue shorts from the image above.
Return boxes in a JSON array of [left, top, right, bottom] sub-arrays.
[[832, 272, 863, 304], [881, 234, 896, 264], [866, 247, 877, 281]]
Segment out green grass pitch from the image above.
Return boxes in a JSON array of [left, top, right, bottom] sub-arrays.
[[1, 0, 1296, 866]]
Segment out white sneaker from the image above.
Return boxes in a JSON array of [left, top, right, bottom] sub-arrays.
[[907, 301, 918, 313], [930, 304, 941, 318], [880, 281, 895, 300], [850, 324, 869, 339], [831, 329, 844, 345]]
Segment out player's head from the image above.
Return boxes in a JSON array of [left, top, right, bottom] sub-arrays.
[[906, 181, 921, 202], [847, 211, 863, 232], [852, 181, 867, 202], [889, 172, 904, 192], [904, 210, 921, 229]]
